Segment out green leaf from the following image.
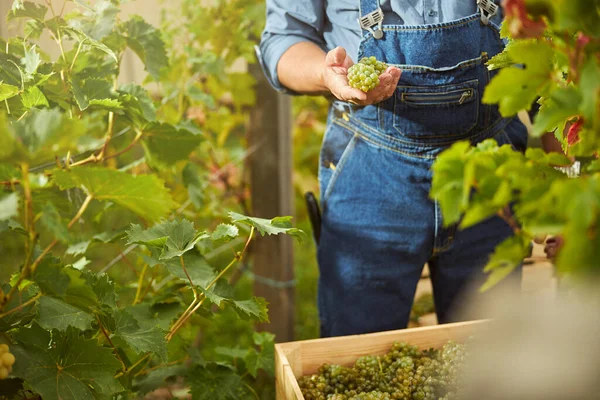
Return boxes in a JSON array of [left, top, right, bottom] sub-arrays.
[[231, 297, 269, 323], [126, 219, 208, 259], [53, 167, 176, 222], [36, 296, 94, 331], [21, 86, 49, 108], [580, 59, 600, 127], [211, 224, 239, 244], [187, 364, 251, 400], [135, 364, 186, 395], [21, 45, 41, 76], [113, 309, 167, 360], [483, 41, 554, 116], [9, 108, 86, 162], [0, 284, 37, 332], [0, 192, 19, 221], [459, 203, 498, 230], [244, 331, 275, 377], [71, 78, 115, 111], [122, 16, 169, 79], [142, 122, 203, 167], [66, 241, 91, 256], [0, 82, 20, 102], [82, 272, 117, 308], [12, 325, 123, 400], [480, 235, 530, 292], [118, 83, 156, 124], [8, 1, 48, 21], [62, 27, 119, 63], [31, 257, 70, 297], [229, 212, 305, 241], [0, 53, 24, 87], [39, 202, 70, 243], [532, 87, 581, 137], [165, 253, 216, 289], [80, 1, 119, 41]]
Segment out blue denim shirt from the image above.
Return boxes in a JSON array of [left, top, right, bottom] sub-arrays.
[[259, 0, 504, 92]]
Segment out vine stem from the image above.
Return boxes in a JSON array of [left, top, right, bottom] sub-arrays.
[[498, 206, 522, 235], [69, 129, 142, 168], [97, 315, 128, 372], [2, 195, 94, 309], [165, 227, 255, 341], [133, 264, 148, 305], [0, 293, 41, 319], [115, 352, 151, 378]]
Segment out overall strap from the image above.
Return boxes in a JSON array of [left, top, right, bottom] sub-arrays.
[[358, 0, 384, 39]]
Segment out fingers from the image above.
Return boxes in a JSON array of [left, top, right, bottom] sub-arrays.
[[326, 46, 347, 67]]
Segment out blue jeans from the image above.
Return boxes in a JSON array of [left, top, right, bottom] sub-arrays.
[[316, 8, 528, 337]]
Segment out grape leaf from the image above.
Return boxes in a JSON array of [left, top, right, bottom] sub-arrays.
[[118, 83, 157, 124], [126, 219, 208, 260], [0, 284, 37, 332], [228, 212, 305, 241], [36, 296, 94, 331], [483, 41, 554, 116], [8, 1, 48, 21], [211, 224, 239, 244], [187, 363, 251, 400], [12, 324, 123, 400], [21, 45, 41, 76], [0, 192, 19, 221], [113, 309, 167, 360], [480, 235, 530, 292], [53, 167, 176, 222], [10, 108, 86, 162], [66, 241, 91, 256], [82, 272, 117, 308], [230, 297, 269, 323], [244, 331, 275, 377], [21, 86, 49, 108], [142, 122, 203, 166], [165, 253, 216, 289], [39, 202, 70, 243], [71, 78, 115, 111], [532, 87, 581, 137], [0, 53, 23, 87], [79, 1, 119, 41], [122, 16, 169, 79], [134, 364, 186, 395], [62, 27, 118, 63], [0, 82, 20, 102]]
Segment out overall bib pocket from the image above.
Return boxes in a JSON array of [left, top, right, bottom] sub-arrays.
[[393, 79, 480, 139]]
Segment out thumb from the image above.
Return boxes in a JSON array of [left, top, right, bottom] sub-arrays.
[[326, 47, 347, 67]]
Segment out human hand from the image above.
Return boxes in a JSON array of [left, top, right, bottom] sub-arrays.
[[321, 47, 401, 106]]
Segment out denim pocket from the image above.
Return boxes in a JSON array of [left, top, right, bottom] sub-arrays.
[[393, 79, 479, 139], [318, 121, 359, 204]]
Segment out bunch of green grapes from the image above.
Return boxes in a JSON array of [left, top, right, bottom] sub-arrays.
[[299, 340, 469, 400], [347, 56, 388, 92], [0, 344, 15, 379]]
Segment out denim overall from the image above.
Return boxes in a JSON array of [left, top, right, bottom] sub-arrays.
[[317, 0, 528, 337]]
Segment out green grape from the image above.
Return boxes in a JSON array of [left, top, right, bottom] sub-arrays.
[[347, 57, 388, 92], [0, 344, 14, 380]]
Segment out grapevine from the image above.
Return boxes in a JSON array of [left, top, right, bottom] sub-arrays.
[[347, 56, 388, 92], [299, 340, 469, 400], [0, 344, 15, 380]]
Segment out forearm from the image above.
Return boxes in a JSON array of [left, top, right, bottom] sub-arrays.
[[277, 42, 329, 95]]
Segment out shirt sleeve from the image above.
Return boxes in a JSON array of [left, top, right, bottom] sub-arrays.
[[258, 0, 327, 93]]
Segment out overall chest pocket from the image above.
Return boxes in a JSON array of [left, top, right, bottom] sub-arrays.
[[393, 79, 480, 139]]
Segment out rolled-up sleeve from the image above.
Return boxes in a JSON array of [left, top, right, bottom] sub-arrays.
[[258, 0, 326, 92]]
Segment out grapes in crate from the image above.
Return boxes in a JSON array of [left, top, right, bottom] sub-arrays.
[[347, 57, 388, 93]]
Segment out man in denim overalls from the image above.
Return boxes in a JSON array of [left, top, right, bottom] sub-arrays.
[[259, 0, 529, 337]]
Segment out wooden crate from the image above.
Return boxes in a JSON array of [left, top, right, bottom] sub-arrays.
[[275, 320, 486, 400]]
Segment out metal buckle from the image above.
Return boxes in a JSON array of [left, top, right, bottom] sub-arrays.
[[359, 8, 384, 39], [477, 0, 498, 25]]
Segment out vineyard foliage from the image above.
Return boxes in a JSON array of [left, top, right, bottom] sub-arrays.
[[431, 0, 600, 289], [0, 0, 304, 399]]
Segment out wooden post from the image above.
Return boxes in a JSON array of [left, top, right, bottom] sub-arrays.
[[248, 61, 295, 343]]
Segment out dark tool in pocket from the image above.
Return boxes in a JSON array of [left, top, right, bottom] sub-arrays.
[[304, 192, 322, 245]]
